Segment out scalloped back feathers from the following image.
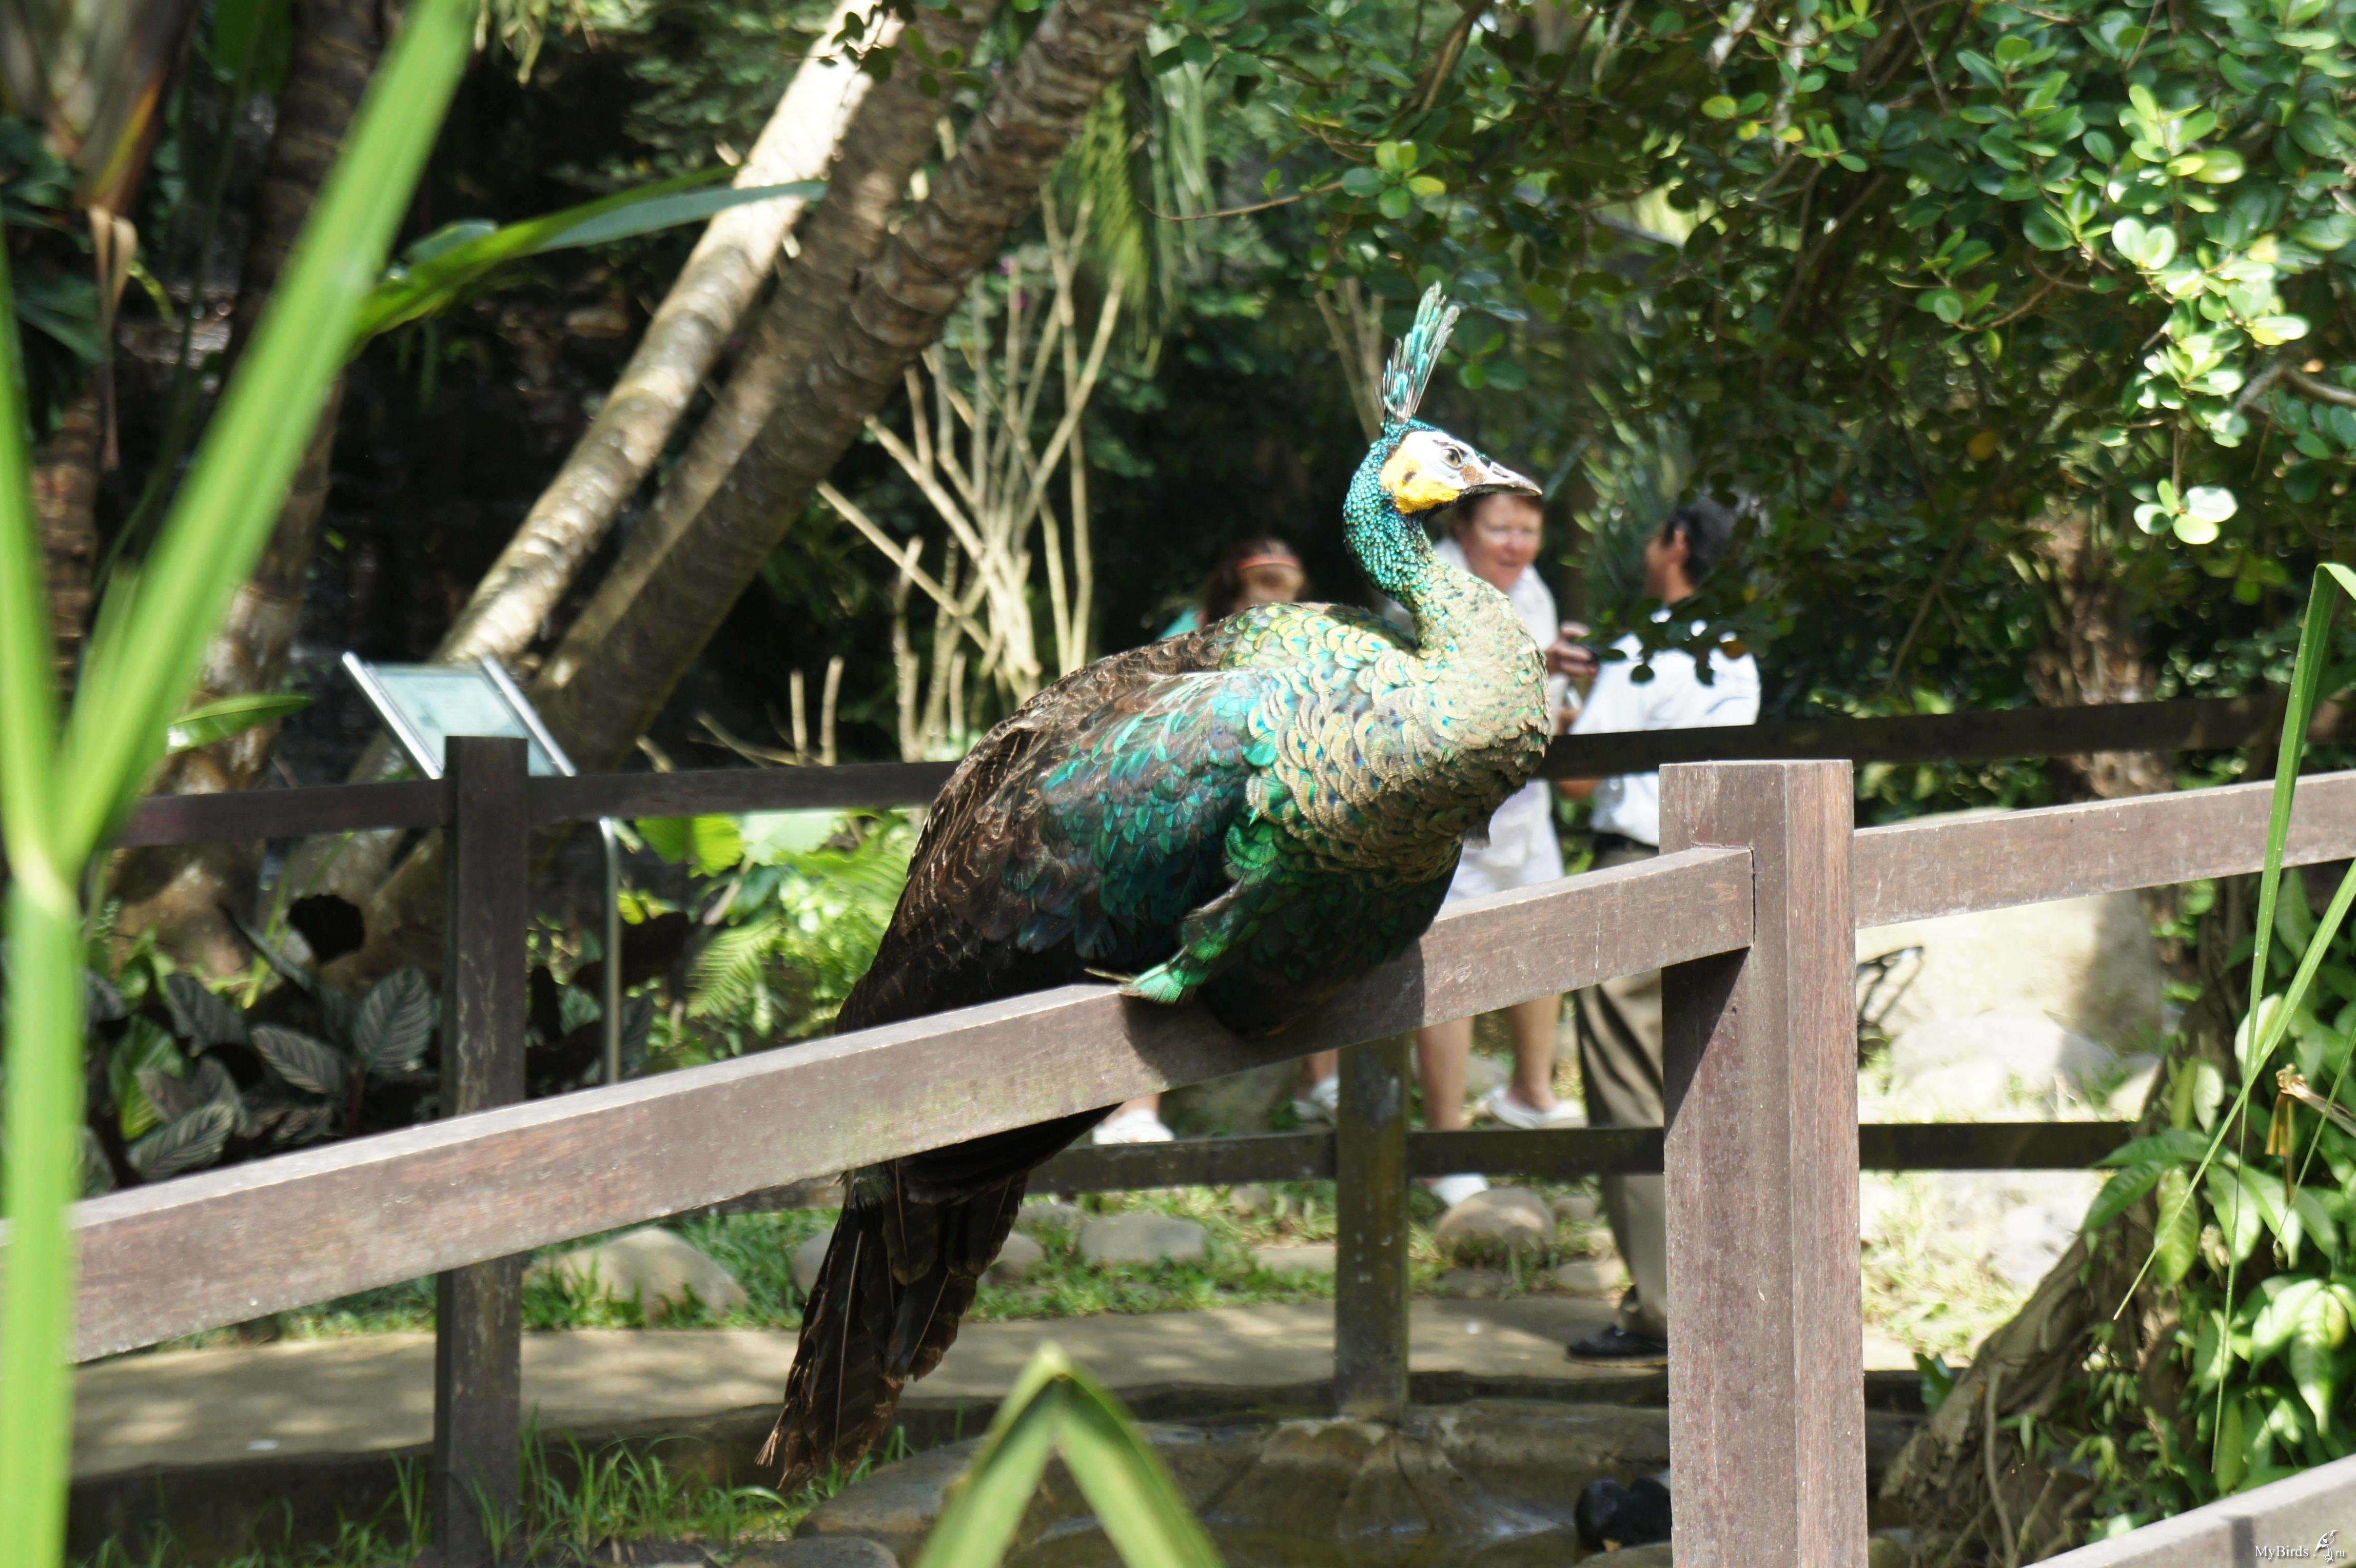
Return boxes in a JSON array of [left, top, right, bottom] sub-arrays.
[[1380, 284, 1460, 429]]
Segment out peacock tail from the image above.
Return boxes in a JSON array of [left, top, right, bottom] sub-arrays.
[[763, 284, 1548, 1487]]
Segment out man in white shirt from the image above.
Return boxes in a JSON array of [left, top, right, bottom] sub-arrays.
[[1555, 497, 1758, 1365]]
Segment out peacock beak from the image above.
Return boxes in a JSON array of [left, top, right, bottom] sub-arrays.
[[1461, 454, 1540, 500]]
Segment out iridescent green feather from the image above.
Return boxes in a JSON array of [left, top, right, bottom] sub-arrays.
[[1380, 283, 1460, 428]]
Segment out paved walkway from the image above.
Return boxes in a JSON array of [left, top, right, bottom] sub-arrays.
[[75, 1301, 1923, 1479]]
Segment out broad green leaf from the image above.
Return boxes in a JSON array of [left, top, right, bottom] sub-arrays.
[[352, 175, 827, 344], [637, 815, 746, 877], [109, 1017, 183, 1140], [2290, 1287, 2349, 1429], [2086, 1162, 2167, 1231], [352, 968, 436, 1074], [2253, 1277, 2325, 1365], [163, 692, 310, 756], [125, 1102, 235, 1181], [2210, 1163, 2268, 1261], [162, 970, 248, 1048], [2156, 1168, 2202, 1284], [251, 1024, 351, 1099], [739, 810, 841, 864]]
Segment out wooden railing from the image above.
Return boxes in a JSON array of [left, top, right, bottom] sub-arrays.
[[26, 746, 2356, 1564]]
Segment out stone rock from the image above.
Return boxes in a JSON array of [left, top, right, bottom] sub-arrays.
[[792, 1232, 832, 1297], [524, 1227, 749, 1322], [1078, 1210, 1208, 1266], [1229, 1183, 1273, 1216], [1252, 1242, 1336, 1276], [1553, 1190, 1601, 1224], [1431, 1186, 1555, 1260], [1938, 1171, 2106, 1290], [1431, 1267, 1511, 1299], [1887, 1011, 2116, 1114], [1858, 885, 2164, 1049], [1016, 1199, 1086, 1237], [1165, 1061, 1296, 1134], [988, 1231, 1044, 1283], [1575, 1534, 1674, 1568], [1551, 1256, 1625, 1296], [735, 1539, 897, 1568]]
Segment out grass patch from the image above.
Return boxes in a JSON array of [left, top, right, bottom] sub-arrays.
[[77, 1425, 902, 1567]]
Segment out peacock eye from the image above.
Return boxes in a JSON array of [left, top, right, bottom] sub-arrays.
[[1444, 445, 1465, 464]]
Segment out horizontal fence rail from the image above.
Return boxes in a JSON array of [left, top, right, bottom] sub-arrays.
[[18, 768, 2356, 1362], [1854, 768, 2356, 926], [2038, 1450, 2356, 1567], [27, 766, 2356, 1362], [29, 846, 1755, 1362], [103, 697, 2352, 849]]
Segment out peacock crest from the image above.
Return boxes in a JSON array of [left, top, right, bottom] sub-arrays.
[[1380, 284, 1461, 430]]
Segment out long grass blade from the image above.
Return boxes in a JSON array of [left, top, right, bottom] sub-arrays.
[[914, 1385, 1067, 1568], [52, 0, 476, 862], [0, 244, 60, 860], [1055, 1369, 1224, 1568]]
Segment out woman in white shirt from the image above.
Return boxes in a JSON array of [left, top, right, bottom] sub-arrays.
[[1291, 489, 1580, 1206]]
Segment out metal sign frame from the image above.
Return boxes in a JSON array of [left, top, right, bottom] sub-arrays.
[[342, 653, 625, 1084]]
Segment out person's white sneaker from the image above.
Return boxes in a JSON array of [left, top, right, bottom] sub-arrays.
[[1093, 1107, 1176, 1144], [1481, 1086, 1584, 1130], [1422, 1172, 1490, 1208], [1290, 1075, 1341, 1124]]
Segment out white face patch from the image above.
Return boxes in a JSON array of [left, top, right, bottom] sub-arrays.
[[1381, 428, 1479, 513]]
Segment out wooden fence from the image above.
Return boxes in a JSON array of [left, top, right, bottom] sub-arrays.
[[25, 741, 2356, 1564]]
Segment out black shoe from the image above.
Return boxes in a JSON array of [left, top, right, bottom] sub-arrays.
[[1566, 1325, 1669, 1366]]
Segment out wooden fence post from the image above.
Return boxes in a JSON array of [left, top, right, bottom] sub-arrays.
[[434, 736, 531, 1564], [1659, 760, 1865, 1568], [1332, 1033, 1411, 1422]]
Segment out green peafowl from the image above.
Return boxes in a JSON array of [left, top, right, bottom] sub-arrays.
[[761, 286, 1546, 1486]]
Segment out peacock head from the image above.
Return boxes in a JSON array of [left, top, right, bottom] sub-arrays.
[[1368, 285, 1539, 517]]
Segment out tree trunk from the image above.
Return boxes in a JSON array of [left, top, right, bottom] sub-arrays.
[[542, 0, 996, 673], [340, 0, 1155, 983], [2025, 501, 2175, 801], [34, 384, 101, 698], [535, 0, 1155, 768], [109, 0, 390, 975], [280, 0, 895, 909]]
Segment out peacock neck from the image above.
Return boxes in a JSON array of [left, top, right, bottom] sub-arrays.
[[1345, 441, 1501, 663]]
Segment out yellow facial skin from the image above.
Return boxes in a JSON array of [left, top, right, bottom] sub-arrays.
[[1380, 445, 1462, 513]]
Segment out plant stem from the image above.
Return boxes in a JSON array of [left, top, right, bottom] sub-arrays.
[[0, 872, 89, 1566]]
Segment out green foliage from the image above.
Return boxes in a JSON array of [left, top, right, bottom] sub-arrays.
[[0, 0, 476, 1550], [2, 918, 659, 1195], [914, 1346, 1223, 1568], [637, 809, 914, 1056], [352, 171, 826, 343], [2058, 571, 2356, 1522]]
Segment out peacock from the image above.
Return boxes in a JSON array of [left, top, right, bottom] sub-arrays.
[[762, 286, 1547, 1486]]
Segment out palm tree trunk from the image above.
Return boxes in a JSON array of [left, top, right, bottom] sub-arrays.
[[109, 0, 389, 975], [279, 0, 899, 909], [542, 0, 996, 674], [534, 0, 1156, 769], [341, 0, 1155, 982], [34, 385, 100, 698]]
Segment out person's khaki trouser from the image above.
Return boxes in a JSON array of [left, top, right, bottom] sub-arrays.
[[1573, 840, 1669, 1339]]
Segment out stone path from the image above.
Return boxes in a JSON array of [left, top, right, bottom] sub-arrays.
[[75, 1303, 1923, 1479]]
